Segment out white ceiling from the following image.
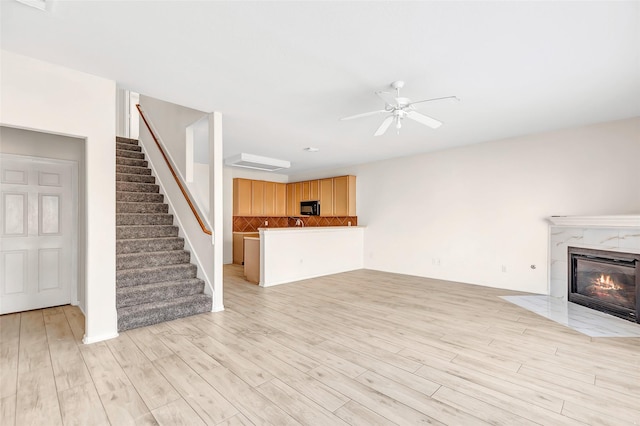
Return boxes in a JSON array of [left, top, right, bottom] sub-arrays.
[[2, 1, 639, 175]]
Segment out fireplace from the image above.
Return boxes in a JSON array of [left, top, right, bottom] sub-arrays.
[[568, 247, 639, 323]]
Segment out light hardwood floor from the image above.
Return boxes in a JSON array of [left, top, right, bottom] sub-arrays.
[[1, 265, 639, 425]]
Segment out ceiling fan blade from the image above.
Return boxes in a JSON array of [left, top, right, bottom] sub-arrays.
[[374, 116, 394, 136], [375, 91, 397, 107], [408, 95, 460, 107], [340, 110, 388, 121], [406, 111, 442, 129]]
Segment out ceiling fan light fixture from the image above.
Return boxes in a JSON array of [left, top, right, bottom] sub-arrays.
[[342, 80, 456, 136], [224, 153, 290, 171]]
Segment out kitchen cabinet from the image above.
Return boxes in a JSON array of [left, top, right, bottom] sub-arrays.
[[302, 181, 310, 201], [309, 180, 320, 201], [233, 178, 252, 216], [319, 178, 333, 216], [333, 175, 356, 216], [251, 180, 265, 216], [286, 183, 295, 216], [286, 183, 305, 216], [265, 182, 286, 216], [234, 176, 355, 217], [243, 237, 260, 284], [234, 178, 287, 217], [275, 183, 287, 216], [233, 232, 259, 264]]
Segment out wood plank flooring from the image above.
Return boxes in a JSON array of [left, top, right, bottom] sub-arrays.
[[1, 265, 639, 425]]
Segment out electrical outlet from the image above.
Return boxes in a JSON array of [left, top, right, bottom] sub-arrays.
[[501, 265, 507, 273]]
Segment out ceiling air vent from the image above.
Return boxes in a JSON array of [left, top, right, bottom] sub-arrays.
[[15, 0, 48, 11], [224, 153, 290, 172]]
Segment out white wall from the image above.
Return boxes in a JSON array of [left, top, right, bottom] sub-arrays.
[[1, 50, 117, 343], [292, 117, 640, 295], [223, 166, 289, 264], [260, 227, 364, 287], [0, 127, 87, 311], [139, 95, 207, 179]]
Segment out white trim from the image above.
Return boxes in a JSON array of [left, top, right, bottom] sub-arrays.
[[82, 331, 119, 345], [547, 215, 640, 228], [211, 111, 224, 312]]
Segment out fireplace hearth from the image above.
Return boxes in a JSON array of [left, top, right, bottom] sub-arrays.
[[569, 247, 639, 323]]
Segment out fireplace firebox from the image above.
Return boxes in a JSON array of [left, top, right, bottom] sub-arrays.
[[568, 247, 639, 323]]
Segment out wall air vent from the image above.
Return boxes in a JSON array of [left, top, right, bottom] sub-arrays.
[[224, 153, 290, 172]]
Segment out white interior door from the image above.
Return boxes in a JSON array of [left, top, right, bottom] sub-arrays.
[[1, 155, 77, 314]]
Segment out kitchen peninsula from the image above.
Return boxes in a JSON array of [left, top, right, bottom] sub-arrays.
[[257, 226, 364, 287]]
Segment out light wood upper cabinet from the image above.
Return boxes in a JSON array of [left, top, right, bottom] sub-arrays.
[[286, 183, 295, 216], [251, 180, 265, 216], [234, 176, 355, 217], [275, 183, 287, 216], [319, 178, 334, 216], [293, 182, 302, 215], [309, 180, 320, 201], [263, 181, 276, 216], [233, 178, 252, 216]]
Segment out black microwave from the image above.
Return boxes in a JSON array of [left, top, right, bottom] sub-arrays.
[[300, 200, 320, 216]]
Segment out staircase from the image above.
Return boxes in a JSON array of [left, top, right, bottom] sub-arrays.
[[115, 136, 212, 331]]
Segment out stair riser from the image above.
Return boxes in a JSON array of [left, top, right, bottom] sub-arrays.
[[116, 238, 184, 254], [117, 264, 197, 287], [116, 182, 160, 193], [116, 173, 156, 184], [117, 192, 164, 203], [117, 214, 173, 226], [117, 251, 190, 270], [116, 280, 204, 308], [117, 296, 211, 331], [117, 203, 168, 214], [116, 165, 152, 175], [116, 149, 145, 160], [117, 226, 178, 240], [116, 157, 148, 167], [116, 142, 142, 152]]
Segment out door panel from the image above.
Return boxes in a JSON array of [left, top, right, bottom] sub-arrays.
[[0, 155, 76, 314]]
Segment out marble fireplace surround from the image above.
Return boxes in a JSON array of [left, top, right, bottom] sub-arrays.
[[548, 215, 640, 299]]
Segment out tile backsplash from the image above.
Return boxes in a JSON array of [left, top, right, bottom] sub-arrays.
[[233, 216, 358, 232]]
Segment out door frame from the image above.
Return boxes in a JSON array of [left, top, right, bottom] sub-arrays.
[[1, 153, 79, 308]]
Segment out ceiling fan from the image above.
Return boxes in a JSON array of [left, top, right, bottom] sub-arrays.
[[341, 81, 459, 136]]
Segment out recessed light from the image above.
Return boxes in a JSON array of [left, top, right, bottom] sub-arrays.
[[304, 147, 319, 152]]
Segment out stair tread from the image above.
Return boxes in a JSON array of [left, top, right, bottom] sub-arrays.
[[117, 263, 196, 274], [116, 278, 204, 307], [116, 224, 176, 228], [116, 136, 139, 144], [117, 294, 211, 331], [116, 143, 142, 151], [118, 293, 211, 313], [117, 249, 189, 259], [117, 277, 203, 292]]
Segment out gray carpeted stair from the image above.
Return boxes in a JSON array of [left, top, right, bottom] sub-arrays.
[[115, 136, 211, 331]]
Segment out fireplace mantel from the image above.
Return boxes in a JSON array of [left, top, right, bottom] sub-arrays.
[[547, 215, 640, 228]]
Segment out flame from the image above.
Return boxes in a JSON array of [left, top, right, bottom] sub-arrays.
[[593, 274, 621, 290]]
